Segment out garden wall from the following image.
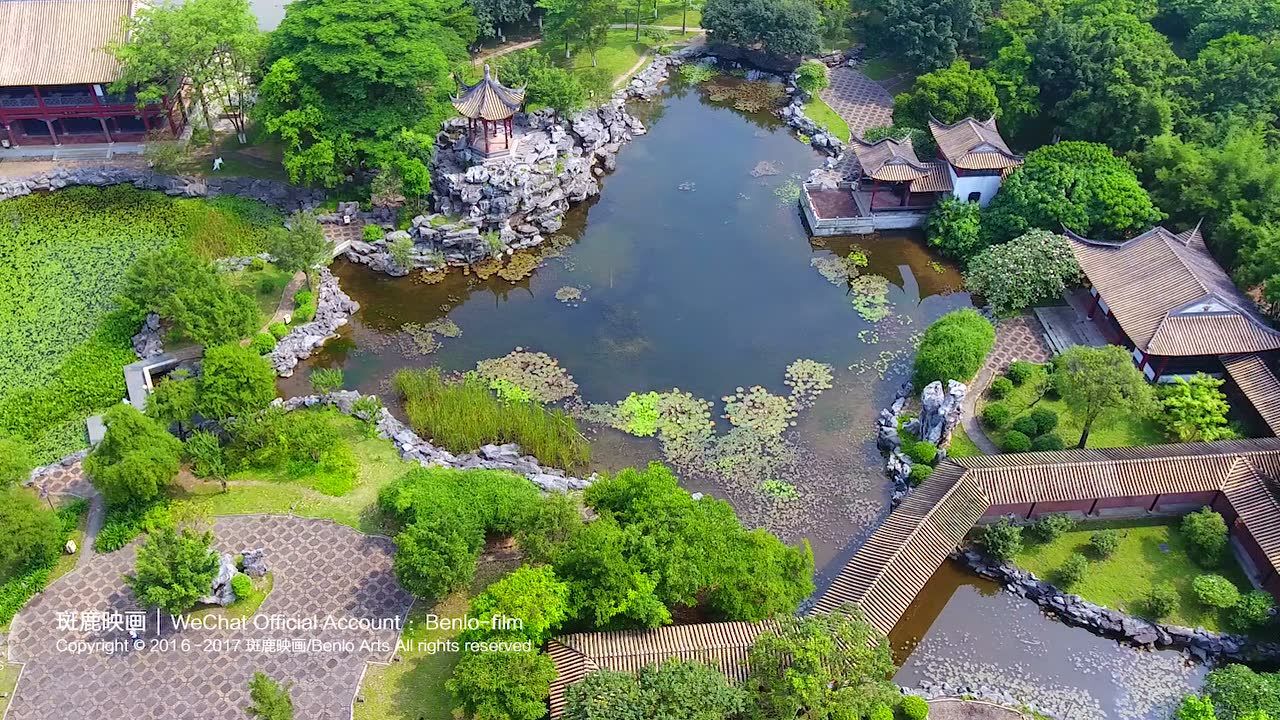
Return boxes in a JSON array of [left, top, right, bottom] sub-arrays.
[[983, 490, 1222, 520]]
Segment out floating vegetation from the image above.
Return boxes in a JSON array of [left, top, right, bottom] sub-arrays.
[[705, 78, 786, 113], [617, 391, 660, 436], [850, 274, 892, 322], [554, 286, 584, 306], [468, 257, 501, 280], [858, 329, 880, 344], [811, 256, 852, 286], [774, 178, 802, 205], [475, 349, 578, 403], [849, 348, 912, 379], [750, 160, 781, 177], [723, 386, 796, 435], [678, 63, 716, 84], [489, 377, 533, 404], [412, 267, 448, 285], [396, 318, 462, 357], [497, 252, 539, 282], [846, 245, 869, 269], [784, 359, 834, 409], [760, 479, 800, 501]]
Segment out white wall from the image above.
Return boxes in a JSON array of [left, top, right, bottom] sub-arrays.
[[949, 165, 1004, 207]]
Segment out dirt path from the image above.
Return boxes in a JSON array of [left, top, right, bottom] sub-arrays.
[[472, 38, 542, 65]]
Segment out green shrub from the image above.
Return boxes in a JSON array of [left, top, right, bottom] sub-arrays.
[[906, 440, 938, 466], [925, 196, 984, 261], [94, 501, 173, 552], [989, 377, 1014, 399], [1056, 552, 1089, 588], [909, 464, 933, 486], [310, 367, 344, 395], [119, 247, 258, 347], [1028, 513, 1074, 543], [184, 430, 226, 480], [1089, 529, 1120, 558], [1030, 434, 1065, 451], [1010, 415, 1040, 437], [1182, 508, 1228, 567], [979, 519, 1023, 561], [268, 322, 289, 340], [362, 224, 384, 242], [85, 404, 183, 507], [900, 695, 930, 720], [1001, 430, 1032, 452], [128, 525, 220, 614], [1144, 582, 1180, 619], [0, 488, 66, 582], [1192, 574, 1241, 609], [1229, 591, 1275, 632], [196, 344, 277, 422], [0, 567, 52, 627], [1027, 407, 1059, 435], [795, 60, 830, 93], [394, 368, 589, 470], [911, 309, 996, 388], [1006, 361, 1037, 386], [292, 290, 316, 323], [230, 572, 253, 600], [250, 332, 276, 355], [870, 703, 896, 720], [982, 402, 1012, 429], [0, 437, 33, 487], [227, 408, 357, 495]]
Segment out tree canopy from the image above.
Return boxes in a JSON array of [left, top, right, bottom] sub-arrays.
[[85, 404, 183, 507], [702, 0, 822, 57], [196, 344, 278, 421], [965, 230, 1083, 316], [0, 488, 64, 581], [127, 525, 220, 614], [1053, 345, 1155, 448], [893, 60, 1000, 128], [862, 0, 986, 72], [563, 660, 748, 720]]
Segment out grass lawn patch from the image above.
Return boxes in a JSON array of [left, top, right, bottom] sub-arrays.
[[1012, 518, 1252, 632], [180, 130, 290, 182], [354, 556, 519, 720], [0, 662, 19, 717], [860, 57, 907, 82], [984, 364, 1165, 450], [190, 572, 274, 622], [614, 5, 702, 28], [225, 263, 295, 327], [803, 96, 852, 142], [947, 425, 984, 458], [0, 186, 279, 462]]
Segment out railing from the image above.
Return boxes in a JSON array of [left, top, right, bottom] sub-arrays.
[[41, 94, 96, 107], [0, 96, 39, 108]]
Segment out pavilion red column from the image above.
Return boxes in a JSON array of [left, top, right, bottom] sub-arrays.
[[45, 119, 60, 146], [98, 117, 113, 143]]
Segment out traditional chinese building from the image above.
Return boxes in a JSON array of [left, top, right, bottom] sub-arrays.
[[450, 65, 525, 158], [0, 0, 185, 149], [928, 115, 1023, 207], [848, 134, 953, 211]]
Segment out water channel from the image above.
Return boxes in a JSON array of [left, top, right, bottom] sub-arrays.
[[279, 79, 1205, 717]]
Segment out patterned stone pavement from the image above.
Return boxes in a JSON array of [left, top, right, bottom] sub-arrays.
[[6, 515, 413, 720], [27, 459, 94, 500], [818, 66, 895, 140]]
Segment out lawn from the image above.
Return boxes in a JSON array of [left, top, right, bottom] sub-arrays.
[[355, 556, 519, 720], [225, 263, 295, 328], [0, 662, 19, 717], [803, 96, 852, 142], [983, 363, 1166, 450], [179, 127, 290, 182], [947, 425, 984, 458], [0, 186, 279, 462], [614, 3, 702, 28], [1013, 518, 1252, 633], [174, 413, 416, 535], [860, 56, 909, 82]]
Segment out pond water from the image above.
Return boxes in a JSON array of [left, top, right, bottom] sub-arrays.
[[890, 561, 1206, 720]]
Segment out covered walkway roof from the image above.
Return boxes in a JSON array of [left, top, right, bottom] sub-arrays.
[[0, 0, 133, 86]]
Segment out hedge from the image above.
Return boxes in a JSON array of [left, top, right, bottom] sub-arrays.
[[911, 309, 996, 388]]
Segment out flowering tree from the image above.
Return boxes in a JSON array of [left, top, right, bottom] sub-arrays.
[[965, 230, 1083, 316]]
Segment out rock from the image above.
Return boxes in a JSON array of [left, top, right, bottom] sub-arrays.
[[198, 552, 238, 607], [64, 539, 77, 555], [267, 268, 359, 377], [131, 313, 165, 360], [240, 548, 268, 578], [0, 166, 324, 211], [917, 380, 967, 445]]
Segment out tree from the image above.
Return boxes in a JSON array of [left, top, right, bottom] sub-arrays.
[[745, 610, 898, 720], [795, 61, 829, 94], [110, 0, 262, 139], [1157, 373, 1236, 442], [268, 213, 330, 273], [864, 0, 986, 71], [1204, 664, 1280, 720], [1177, 695, 1218, 720], [1188, 0, 1280, 50], [911, 309, 996, 387], [85, 404, 183, 507], [1182, 508, 1228, 566], [701, 0, 821, 57], [980, 141, 1164, 246], [118, 248, 257, 347], [538, 0, 617, 61], [552, 517, 672, 629], [147, 370, 198, 438], [978, 518, 1022, 561], [0, 488, 64, 580], [983, 37, 1040, 135], [394, 515, 485, 598], [563, 661, 748, 720], [470, 0, 533, 39], [1187, 34, 1280, 130], [893, 60, 999, 128], [184, 430, 228, 489], [127, 525, 220, 614], [0, 437, 32, 488], [462, 566, 570, 645], [1193, 574, 1242, 609], [925, 196, 983, 260], [196, 344, 277, 421], [1053, 345, 1155, 448], [527, 66, 589, 119], [964, 230, 1083, 316], [447, 647, 558, 720], [247, 672, 294, 720]]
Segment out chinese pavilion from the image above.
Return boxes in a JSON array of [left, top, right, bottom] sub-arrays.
[[0, 0, 186, 148], [451, 65, 525, 158]]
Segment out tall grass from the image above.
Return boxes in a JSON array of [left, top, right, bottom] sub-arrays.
[[394, 369, 590, 471]]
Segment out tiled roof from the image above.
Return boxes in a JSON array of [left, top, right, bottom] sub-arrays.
[[1223, 354, 1280, 436], [849, 136, 932, 183], [0, 0, 133, 86], [928, 116, 1022, 171], [547, 620, 779, 717], [451, 65, 525, 121], [1068, 226, 1280, 356], [910, 162, 954, 193]]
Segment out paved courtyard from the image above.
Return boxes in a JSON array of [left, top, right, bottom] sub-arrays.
[[6, 515, 414, 720], [818, 66, 894, 140]]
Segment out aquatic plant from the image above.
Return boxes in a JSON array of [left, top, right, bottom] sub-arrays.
[[497, 252, 539, 282], [761, 479, 800, 501], [489, 378, 533, 404], [784, 359, 834, 409], [811, 256, 852, 286], [679, 63, 716, 84], [412, 267, 448, 285], [554, 286, 584, 306], [469, 257, 501, 280], [850, 274, 892, 323], [723, 386, 796, 435], [394, 368, 590, 469], [397, 318, 462, 357], [483, 231, 506, 256], [846, 246, 869, 269], [705, 78, 786, 112], [774, 178, 802, 205], [475, 349, 578, 403], [617, 392, 661, 437]]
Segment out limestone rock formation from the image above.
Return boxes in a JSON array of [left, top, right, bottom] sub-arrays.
[[199, 552, 238, 607], [267, 268, 359, 377]]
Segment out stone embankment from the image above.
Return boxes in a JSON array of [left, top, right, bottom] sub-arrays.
[[778, 49, 862, 159], [267, 268, 359, 377], [957, 548, 1280, 664], [0, 165, 325, 213], [280, 391, 595, 493], [876, 380, 967, 504]]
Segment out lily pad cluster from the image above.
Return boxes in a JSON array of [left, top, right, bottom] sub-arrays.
[[784, 359, 834, 409], [397, 318, 462, 356], [554, 286, 585, 306], [475, 348, 578, 403], [850, 274, 892, 322], [705, 78, 786, 112], [496, 252, 540, 282]]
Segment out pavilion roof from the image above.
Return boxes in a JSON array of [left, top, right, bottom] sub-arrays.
[[928, 116, 1022, 171], [849, 136, 932, 183], [451, 65, 525, 121], [1066, 225, 1280, 356], [1223, 354, 1280, 436], [0, 0, 134, 86]]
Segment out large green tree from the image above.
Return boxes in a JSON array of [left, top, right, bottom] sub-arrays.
[[1186, 34, 1280, 130], [863, 0, 986, 71], [85, 404, 183, 507], [980, 141, 1163, 245], [267, 213, 331, 273], [1053, 345, 1155, 448], [965, 230, 1083, 316], [893, 59, 999, 128], [469, 0, 533, 38], [127, 525, 220, 614], [0, 488, 64, 581], [111, 0, 262, 138], [196, 344, 278, 421], [701, 0, 821, 57], [118, 249, 258, 348], [256, 0, 475, 190]]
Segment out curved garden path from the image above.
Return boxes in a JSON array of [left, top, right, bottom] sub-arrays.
[[6, 514, 413, 720]]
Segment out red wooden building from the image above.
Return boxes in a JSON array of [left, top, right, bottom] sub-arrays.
[[0, 0, 185, 148]]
